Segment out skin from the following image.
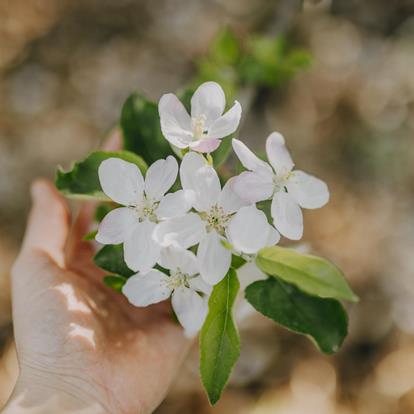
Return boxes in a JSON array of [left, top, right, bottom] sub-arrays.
[[3, 145, 190, 414]]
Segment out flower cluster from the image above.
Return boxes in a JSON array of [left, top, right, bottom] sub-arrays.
[[95, 81, 329, 337]]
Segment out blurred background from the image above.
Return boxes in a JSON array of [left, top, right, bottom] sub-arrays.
[[1, 0, 414, 412]]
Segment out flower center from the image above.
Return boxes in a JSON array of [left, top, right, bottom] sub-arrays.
[[130, 197, 159, 222], [272, 171, 292, 193], [204, 204, 231, 234], [191, 114, 207, 140], [167, 270, 190, 289]]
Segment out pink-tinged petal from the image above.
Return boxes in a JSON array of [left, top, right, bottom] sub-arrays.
[[95, 207, 138, 245], [191, 81, 225, 125], [233, 171, 274, 203], [219, 177, 250, 214], [158, 93, 192, 148], [189, 138, 221, 153], [226, 205, 276, 255], [271, 191, 303, 240], [153, 213, 206, 249], [172, 287, 208, 338], [157, 190, 194, 219], [124, 220, 160, 272], [144, 156, 178, 200], [207, 101, 242, 139], [197, 231, 231, 285], [122, 270, 172, 307], [232, 138, 273, 175], [286, 170, 329, 209], [265, 132, 294, 175], [158, 246, 198, 276], [98, 158, 144, 205]]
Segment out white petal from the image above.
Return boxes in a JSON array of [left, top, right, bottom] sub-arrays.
[[124, 220, 160, 272], [158, 93, 192, 148], [122, 270, 172, 307], [95, 207, 138, 244], [159, 246, 198, 275], [189, 138, 221, 153], [237, 261, 267, 290], [226, 205, 276, 255], [232, 139, 273, 175], [265, 132, 294, 175], [98, 158, 144, 205], [266, 225, 280, 246], [172, 287, 208, 338], [144, 156, 178, 200], [188, 276, 213, 295], [157, 190, 194, 219], [180, 152, 221, 212], [271, 192, 303, 240], [191, 81, 225, 125], [207, 101, 242, 139], [233, 171, 274, 203], [153, 213, 206, 249], [219, 177, 250, 214], [286, 170, 329, 209], [197, 231, 231, 285]]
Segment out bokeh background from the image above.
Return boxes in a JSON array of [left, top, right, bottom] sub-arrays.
[[1, 0, 414, 412]]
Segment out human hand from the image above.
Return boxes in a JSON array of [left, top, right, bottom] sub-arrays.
[[3, 177, 190, 414]]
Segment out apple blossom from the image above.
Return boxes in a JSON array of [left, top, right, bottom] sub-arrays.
[[95, 156, 193, 272], [158, 81, 242, 153], [122, 247, 211, 337], [232, 133, 329, 240]]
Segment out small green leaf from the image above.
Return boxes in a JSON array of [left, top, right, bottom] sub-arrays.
[[83, 230, 97, 241], [94, 245, 135, 278], [245, 277, 348, 354], [231, 255, 246, 270], [56, 150, 147, 200], [121, 92, 174, 164], [200, 269, 240, 405], [103, 275, 127, 293], [256, 246, 358, 302]]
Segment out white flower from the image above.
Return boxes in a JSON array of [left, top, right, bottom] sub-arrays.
[[232, 133, 329, 240], [154, 153, 276, 285], [96, 156, 193, 272], [122, 247, 212, 338], [158, 81, 242, 153]]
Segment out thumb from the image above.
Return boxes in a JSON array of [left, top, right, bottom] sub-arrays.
[[21, 179, 70, 268]]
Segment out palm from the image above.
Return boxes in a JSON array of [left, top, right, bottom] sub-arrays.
[[12, 189, 189, 414]]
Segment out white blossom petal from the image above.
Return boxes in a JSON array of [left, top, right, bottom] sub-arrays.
[[98, 158, 144, 205], [153, 213, 206, 249], [95, 207, 138, 244], [122, 270, 172, 307], [180, 152, 221, 211], [237, 261, 267, 290], [157, 190, 194, 219], [233, 171, 274, 203], [189, 138, 221, 153], [226, 206, 276, 255], [159, 246, 198, 275], [188, 276, 213, 295], [232, 139, 273, 175], [271, 191, 303, 240], [144, 156, 178, 200], [266, 225, 281, 246], [124, 220, 160, 272], [219, 177, 250, 214], [286, 170, 329, 209], [207, 101, 242, 139], [158, 93, 192, 148], [265, 132, 294, 175], [172, 287, 208, 338], [197, 231, 231, 285], [191, 81, 225, 125]]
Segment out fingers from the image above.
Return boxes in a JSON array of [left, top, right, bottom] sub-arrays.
[[22, 179, 70, 268]]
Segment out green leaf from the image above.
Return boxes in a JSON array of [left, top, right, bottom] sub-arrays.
[[103, 275, 127, 293], [245, 277, 348, 354], [83, 230, 97, 241], [56, 150, 147, 200], [256, 246, 358, 302], [94, 245, 135, 278], [120, 92, 174, 164], [212, 135, 233, 167], [200, 269, 240, 405], [231, 255, 246, 270]]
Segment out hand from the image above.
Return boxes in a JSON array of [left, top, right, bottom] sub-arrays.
[[3, 178, 190, 414]]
